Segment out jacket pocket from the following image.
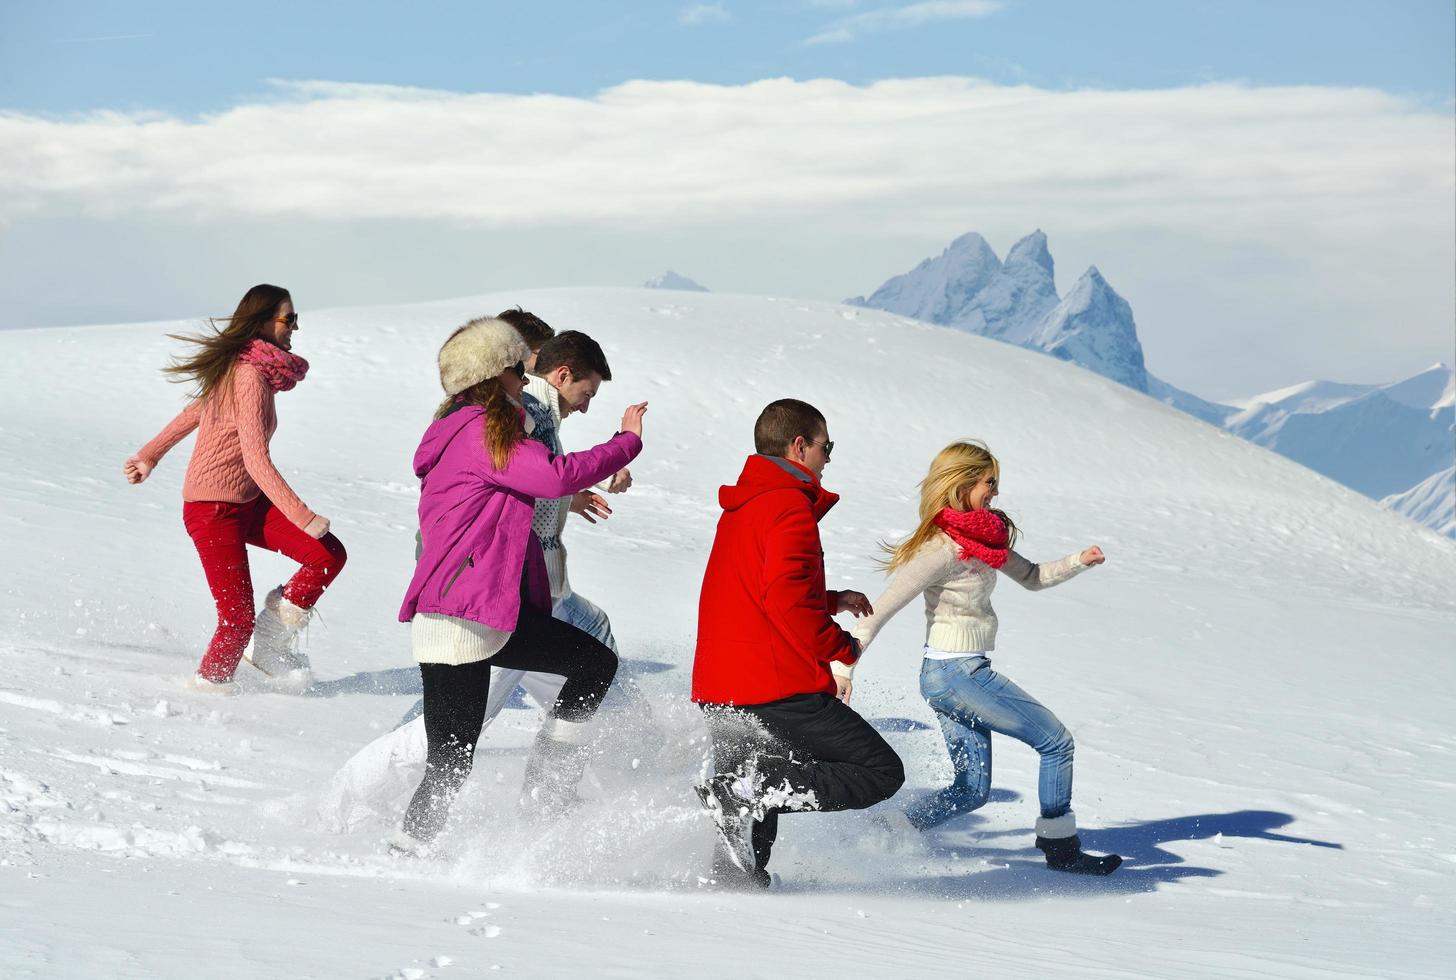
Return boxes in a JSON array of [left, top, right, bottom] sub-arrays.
[[441, 554, 474, 597]]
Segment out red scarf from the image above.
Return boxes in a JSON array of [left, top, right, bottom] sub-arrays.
[[238, 338, 309, 392], [934, 507, 1009, 568]]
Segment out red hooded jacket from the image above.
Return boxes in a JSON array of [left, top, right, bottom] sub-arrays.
[[692, 454, 858, 705]]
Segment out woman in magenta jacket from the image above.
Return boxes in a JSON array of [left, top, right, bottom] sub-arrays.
[[392, 317, 646, 853]]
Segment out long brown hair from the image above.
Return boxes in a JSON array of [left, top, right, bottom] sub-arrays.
[[434, 377, 525, 470], [880, 440, 1020, 571], [163, 284, 291, 402]]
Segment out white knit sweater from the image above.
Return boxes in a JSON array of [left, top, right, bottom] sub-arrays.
[[837, 532, 1087, 678]]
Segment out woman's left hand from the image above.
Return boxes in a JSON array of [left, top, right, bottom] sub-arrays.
[[1081, 545, 1106, 566]]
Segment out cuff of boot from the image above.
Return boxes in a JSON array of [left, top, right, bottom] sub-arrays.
[[540, 716, 593, 745], [1034, 810, 1077, 839]]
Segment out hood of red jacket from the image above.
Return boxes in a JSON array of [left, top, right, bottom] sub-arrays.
[[719, 454, 839, 521]]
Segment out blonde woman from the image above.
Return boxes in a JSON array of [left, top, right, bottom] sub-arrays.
[[841, 441, 1120, 875]]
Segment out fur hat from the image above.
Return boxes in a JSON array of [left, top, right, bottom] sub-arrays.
[[438, 317, 530, 396]]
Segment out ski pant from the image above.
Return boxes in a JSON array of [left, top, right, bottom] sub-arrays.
[[908, 656, 1074, 830], [401, 604, 618, 842], [182, 496, 347, 682], [702, 692, 905, 870]]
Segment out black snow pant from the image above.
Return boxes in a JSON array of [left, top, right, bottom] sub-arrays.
[[702, 692, 905, 870], [401, 604, 618, 842]]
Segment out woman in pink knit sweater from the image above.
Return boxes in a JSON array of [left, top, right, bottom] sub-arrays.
[[124, 284, 347, 694]]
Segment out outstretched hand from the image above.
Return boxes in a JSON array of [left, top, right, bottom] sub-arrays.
[[571, 491, 612, 524], [1080, 545, 1106, 566], [836, 591, 874, 617], [619, 401, 648, 437], [123, 456, 152, 485]]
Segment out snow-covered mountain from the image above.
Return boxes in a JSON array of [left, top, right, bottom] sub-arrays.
[[852, 232, 1452, 535], [1228, 363, 1455, 501], [850, 231, 1176, 408], [1, 288, 1452, 978], [1029, 266, 1148, 392], [643, 270, 709, 292]]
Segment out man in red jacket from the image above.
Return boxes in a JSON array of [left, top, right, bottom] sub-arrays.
[[692, 398, 905, 887]]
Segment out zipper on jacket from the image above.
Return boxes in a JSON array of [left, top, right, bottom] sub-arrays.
[[441, 554, 474, 597]]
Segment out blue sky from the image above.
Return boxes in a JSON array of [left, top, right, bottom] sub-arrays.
[[0, 1, 1452, 397], [3, 1, 1452, 114]]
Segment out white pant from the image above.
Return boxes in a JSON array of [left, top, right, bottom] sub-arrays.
[[317, 592, 617, 831]]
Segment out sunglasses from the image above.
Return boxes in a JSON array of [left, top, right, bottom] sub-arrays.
[[274, 313, 299, 326], [510, 361, 527, 381], [806, 437, 834, 456]]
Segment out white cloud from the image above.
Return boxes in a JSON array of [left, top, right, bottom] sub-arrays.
[[679, 3, 730, 25], [2, 75, 1448, 248], [805, 0, 1003, 45]]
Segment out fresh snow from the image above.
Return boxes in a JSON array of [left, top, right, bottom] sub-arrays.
[[2, 288, 1454, 978]]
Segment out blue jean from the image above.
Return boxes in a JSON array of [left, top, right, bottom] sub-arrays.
[[908, 656, 1074, 830]]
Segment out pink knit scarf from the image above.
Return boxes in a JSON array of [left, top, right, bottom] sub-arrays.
[[934, 507, 1010, 568], [238, 338, 309, 392]]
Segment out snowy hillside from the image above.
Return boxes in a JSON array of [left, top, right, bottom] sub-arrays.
[[2, 289, 1454, 978], [1382, 466, 1456, 538]]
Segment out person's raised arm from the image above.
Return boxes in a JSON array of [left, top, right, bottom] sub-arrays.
[[1000, 545, 1102, 591], [489, 402, 646, 500]]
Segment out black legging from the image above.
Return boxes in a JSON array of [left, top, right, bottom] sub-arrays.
[[402, 604, 618, 841]]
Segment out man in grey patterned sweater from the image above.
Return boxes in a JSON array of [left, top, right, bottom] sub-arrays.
[[317, 322, 639, 830]]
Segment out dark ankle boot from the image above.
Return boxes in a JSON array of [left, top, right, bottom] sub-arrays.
[[1035, 834, 1123, 875], [1034, 811, 1122, 876]]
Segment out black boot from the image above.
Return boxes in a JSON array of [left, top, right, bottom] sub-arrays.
[[1034, 810, 1122, 875], [1035, 834, 1122, 875], [694, 773, 759, 873], [707, 847, 772, 891]]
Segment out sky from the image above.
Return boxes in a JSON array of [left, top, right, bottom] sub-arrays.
[[1, 0, 1452, 398]]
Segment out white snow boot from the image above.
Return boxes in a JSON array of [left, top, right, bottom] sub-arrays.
[[385, 828, 434, 858], [186, 673, 240, 696], [243, 586, 314, 694], [518, 717, 594, 821]]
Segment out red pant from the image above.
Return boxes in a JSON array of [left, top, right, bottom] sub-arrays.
[[183, 497, 347, 681]]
